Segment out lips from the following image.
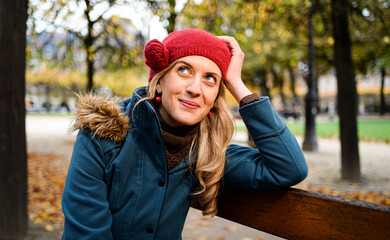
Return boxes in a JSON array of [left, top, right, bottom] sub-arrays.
[[180, 99, 199, 109]]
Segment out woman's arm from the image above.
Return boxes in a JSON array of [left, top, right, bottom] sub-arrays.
[[216, 36, 252, 103], [218, 35, 308, 189], [62, 130, 113, 240], [224, 98, 308, 190]]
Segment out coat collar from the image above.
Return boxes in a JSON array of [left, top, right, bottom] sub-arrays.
[[71, 87, 152, 142]]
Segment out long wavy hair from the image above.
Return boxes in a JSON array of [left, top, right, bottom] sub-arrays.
[[137, 60, 234, 216]]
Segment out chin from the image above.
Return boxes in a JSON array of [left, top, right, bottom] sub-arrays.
[[177, 119, 200, 126], [175, 114, 203, 126]]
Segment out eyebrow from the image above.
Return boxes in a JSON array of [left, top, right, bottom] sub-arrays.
[[176, 60, 221, 79]]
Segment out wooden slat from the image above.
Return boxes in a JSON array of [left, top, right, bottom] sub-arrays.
[[192, 188, 390, 240]]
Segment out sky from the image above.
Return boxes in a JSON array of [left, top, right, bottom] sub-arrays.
[[29, 0, 171, 41]]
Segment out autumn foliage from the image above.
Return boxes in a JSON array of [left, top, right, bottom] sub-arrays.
[[28, 153, 68, 231], [304, 185, 390, 207]]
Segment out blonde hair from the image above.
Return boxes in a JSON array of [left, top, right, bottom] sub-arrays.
[[139, 61, 234, 216]]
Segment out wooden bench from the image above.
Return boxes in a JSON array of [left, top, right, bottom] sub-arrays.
[[192, 187, 390, 239]]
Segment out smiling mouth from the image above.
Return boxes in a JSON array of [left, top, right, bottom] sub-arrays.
[[180, 99, 199, 109]]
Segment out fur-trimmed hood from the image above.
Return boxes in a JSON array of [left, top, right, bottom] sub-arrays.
[[71, 94, 130, 142]]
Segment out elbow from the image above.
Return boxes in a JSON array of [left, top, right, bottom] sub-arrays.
[[285, 157, 309, 187], [295, 162, 309, 185], [263, 161, 308, 190]]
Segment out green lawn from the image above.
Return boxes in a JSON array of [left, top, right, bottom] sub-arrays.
[[236, 119, 390, 143]]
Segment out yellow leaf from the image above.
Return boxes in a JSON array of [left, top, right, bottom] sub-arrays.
[[33, 217, 43, 223], [111, 15, 119, 24], [327, 37, 334, 45], [45, 224, 54, 232]]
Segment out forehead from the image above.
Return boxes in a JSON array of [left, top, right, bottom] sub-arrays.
[[176, 56, 221, 74]]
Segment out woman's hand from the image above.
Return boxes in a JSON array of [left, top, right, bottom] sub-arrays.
[[216, 36, 252, 103]]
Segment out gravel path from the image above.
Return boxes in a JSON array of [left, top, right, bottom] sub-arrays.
[[25, 115, 390, 240]]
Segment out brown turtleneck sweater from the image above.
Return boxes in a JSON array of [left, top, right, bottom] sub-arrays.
[[155, 93, 261, 171], [154, 104, 198, 170]]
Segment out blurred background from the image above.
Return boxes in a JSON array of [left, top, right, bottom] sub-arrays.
[[1, 0, 389, 239], [25, 0, 390, 115]]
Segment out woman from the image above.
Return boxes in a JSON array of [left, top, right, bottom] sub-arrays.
[[62, 29, 308, 240]]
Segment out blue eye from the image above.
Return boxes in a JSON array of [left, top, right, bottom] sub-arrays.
[[178, 67, 189, 74], [205, 75, 216, 83]]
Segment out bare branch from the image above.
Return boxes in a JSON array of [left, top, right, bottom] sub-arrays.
[[91, 6, 112, 25]]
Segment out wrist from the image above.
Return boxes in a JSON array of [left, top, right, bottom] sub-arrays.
[[225, 80, 252, 103]]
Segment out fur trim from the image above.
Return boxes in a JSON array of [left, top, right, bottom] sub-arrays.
[[71, 93, 130, 142]]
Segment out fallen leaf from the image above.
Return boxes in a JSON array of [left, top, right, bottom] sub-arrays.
[[223, 225, 238, 232], [256, 235, 265, 240], [302, 185, 390, 206], [45, 224, 54, 232], [28, 153, 68, 225]]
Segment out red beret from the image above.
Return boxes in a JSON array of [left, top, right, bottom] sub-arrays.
[[144, 29, 232, 82]]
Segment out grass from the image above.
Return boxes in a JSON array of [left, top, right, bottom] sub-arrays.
[[29, 112, 390, 143], [236, 119, 390, 143], [356, 120, 390, 142]]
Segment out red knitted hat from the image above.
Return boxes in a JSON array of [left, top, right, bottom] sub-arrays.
[[144, 29, 232, 82]]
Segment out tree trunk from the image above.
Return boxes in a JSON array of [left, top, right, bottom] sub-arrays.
[[85, 34, 94, 92], [44, 84, 51, 112], [271, 67, 286, 106], [0, 0, 28, 239], [380, 68, 386, 115], [288, 66, 298, 100], [331, 0, 361, 181], [167, 0, 177, 33], [87, 52, 94, 92], [258, 68, 270, 98], [85, 0, 95, 92]]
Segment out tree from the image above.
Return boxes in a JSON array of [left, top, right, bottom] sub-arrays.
[[0, 0, 28, 239], [29, 0, 143, 92], [380, 68, 386, 115], [182, 0, 311, 100], [379, 48, 390, 115], [331, 0, 360, 181], [348, 0, 390, 115], [144, 0, 191, 34]]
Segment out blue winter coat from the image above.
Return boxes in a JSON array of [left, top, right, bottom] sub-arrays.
[[61, 87, 308, 240]]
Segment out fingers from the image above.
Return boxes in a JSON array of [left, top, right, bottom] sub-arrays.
[[216, 36, 245, 57], [215, 36, 250, 102], [216, 35, 245, 68]]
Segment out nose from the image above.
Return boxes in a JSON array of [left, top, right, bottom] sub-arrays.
[[185, 75, 201, 97]]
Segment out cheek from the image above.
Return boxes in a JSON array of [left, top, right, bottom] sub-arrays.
[[162, 78, 183, 95], [207, 90, 220, 106], [163, 87, 178, 103], [161, 85, 181, 109]]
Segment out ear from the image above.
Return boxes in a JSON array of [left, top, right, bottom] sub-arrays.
[[156, 81, 162, 94]]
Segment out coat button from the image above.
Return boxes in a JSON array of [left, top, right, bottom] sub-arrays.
[[158, 181, 165, 187], [146, 227, 153, 234]]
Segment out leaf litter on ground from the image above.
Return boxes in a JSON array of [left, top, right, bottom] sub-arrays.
[[28, 153, 69, 232]]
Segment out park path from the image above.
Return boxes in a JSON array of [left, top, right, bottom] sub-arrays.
[[26, 115, 390, 240]]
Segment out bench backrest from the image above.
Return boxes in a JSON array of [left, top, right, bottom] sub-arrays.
[[192, 188, 390, 239]]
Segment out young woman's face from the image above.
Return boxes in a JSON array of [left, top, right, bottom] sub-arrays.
[[156, 55, 222, 127]]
